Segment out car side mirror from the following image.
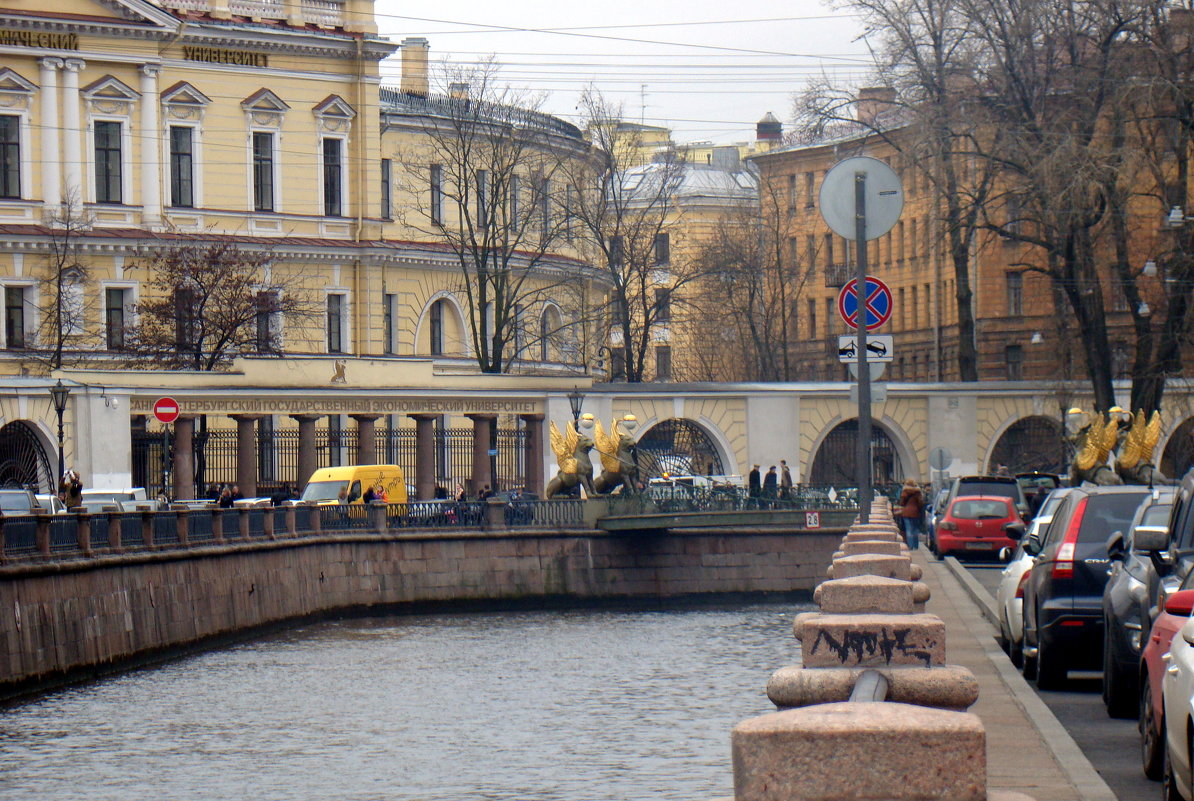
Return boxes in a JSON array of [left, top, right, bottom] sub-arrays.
[[1134, 525, 1170, 553], [1022, 534, 1041, 557], [1003, 520, 1026, 541], [1106, 530, 1127, 561]]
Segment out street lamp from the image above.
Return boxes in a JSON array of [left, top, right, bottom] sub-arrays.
[[50, 379, 70, 482], [567, 387, 585, 422]]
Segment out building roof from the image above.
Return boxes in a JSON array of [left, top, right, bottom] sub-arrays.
[[379, 88, 584, 142], [621, 161, 758, 203]]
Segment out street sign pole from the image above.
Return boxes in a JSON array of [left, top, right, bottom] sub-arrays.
[[854, 173, 872, 523]]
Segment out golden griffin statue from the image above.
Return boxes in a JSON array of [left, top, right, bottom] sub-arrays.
[[544, 419, 595, 499], [1069, 409, 1122, 486], [592, 417, 641, 495], [1115, 409, 1165, 485]]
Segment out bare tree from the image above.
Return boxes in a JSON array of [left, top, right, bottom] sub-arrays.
[[123, 239, 315, 371], [393, 60, 587, 374], [29, 194, 95, 371], [563, 89, 695, 382]]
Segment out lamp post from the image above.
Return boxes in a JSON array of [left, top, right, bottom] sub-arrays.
[[567, 388, 585, 423], [50, 379, 70, 483]]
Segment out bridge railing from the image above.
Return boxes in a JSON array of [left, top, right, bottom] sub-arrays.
[[605, 483, 903, 516]]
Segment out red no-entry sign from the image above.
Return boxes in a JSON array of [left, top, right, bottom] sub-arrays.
[[153, 397, 180, 424]]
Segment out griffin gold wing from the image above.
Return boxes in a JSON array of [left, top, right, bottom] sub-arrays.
[[550, 421, 577, 474], [1143, 410, 1163, 463], [1076, 417, 1103, 472], [593, 418, 620, 473], [1096, 416, 1120, 464], [1118, 410, 1148, 470]]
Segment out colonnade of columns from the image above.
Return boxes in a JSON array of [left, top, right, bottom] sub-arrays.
[[168, 413, 545, 501]]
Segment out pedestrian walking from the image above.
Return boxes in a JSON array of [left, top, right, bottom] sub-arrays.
[[898, 478, 926, 550], [779, 460, 793, 501], [748, 464, 761, 509], [762, 466, 778, 509]]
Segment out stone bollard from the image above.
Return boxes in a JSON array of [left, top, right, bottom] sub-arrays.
[[76, 511, 92, 557], [732, 702, 986, 801], [798, 613, 945, 668]]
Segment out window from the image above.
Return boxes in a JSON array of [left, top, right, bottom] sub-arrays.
[[169, 126, 194, 208], [429, 298, 444, 355], [823, 233, 834, 268], [807, 299, 817, 339], [787, 174, 797, 209], [804, 172, 815, 208], [430, 164, 443, 224], [383, 293, 396, 354], [540, 312, 551, 362], [655, 344, 672, 381], [255, 291, 278, 353], [910, 286, 918, 329], [654, 288, 671, 323], [326, 294, 345, 353], [910, 218, 918, 260], [94, 120, 122, 204], [653, 233, 670, 265], [1006, 271, 1023, 316], [328, 414, 343, 467], [258, 416, 275, 483], [380, 158, 392, 219], [806, 234, 815, 268], [5, 286, 26, 349], [0, 115, 19, 199], [105, 287, 127, 350], [252, 132, 274, 211], [609, 235, 624, 268], [539, 178, 550, 233], [1005, 344, 1024, 380], [323, 138, 342, 216], [475, 169, 488, 226], [174, 286, 197, 357], [510, 175, 521, 226]]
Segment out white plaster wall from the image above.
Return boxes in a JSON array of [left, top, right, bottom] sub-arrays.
[[72, 390, 133, 489], [745, 394, 801, 476], [926, 394, 979, 482]]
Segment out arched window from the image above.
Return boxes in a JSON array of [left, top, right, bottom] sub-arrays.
[[429, 299, 444, 356]]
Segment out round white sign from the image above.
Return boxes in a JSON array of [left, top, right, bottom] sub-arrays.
[[818, 156, 904, 241]]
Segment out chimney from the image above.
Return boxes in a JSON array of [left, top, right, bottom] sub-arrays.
[[856, 87, 897, 126], [449, 82, 470, 100], [711, 146, 740, 171], [400, 37, 430, 97], [756, 111, 783, 143]]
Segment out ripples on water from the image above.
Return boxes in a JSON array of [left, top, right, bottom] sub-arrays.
[[1, 601, 809, 801]]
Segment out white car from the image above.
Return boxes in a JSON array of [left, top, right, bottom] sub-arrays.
[[1163, 615, 1194, 799], [995, 487, 1071, 667]]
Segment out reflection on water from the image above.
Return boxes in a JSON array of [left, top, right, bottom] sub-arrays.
[[1, 602, 808, 801]]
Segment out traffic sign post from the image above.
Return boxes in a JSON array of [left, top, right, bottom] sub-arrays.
[[153, 397, 180, 424], [820, 157, 904, 523], [837, 277, 893, 330]]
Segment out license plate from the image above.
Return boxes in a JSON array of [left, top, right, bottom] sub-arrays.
[[964, 542, 995, 550]]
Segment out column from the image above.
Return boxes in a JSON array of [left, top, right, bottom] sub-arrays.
[[291, 414, 320, 488], [138, 65, 161, 225], [60, 59, 84, 202], [520, 414, 544, 495], [465, 413, 496, 495], [231, 415, 259, 498], [409, 413, 436, 500], [173, 415, 195, 500], [38, 58, 62, 210], [351, 414, 380, 465]]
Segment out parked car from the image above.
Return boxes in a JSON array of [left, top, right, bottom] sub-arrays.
[[1021, 485, 1153, 689], [1102, 487, 1176, 717], [1141, 580, 1194, 781], [996, 487, 1073, 667], [0, 489, 44, 515], [925, 487, 950, 553], [943, 475, 1030, 522], [74, 498, 126, 514], [931, 495, 1021, 560], [81, 488, 159, 511], [1163, 614, 1194, 798], [34, 493, 67, 514]]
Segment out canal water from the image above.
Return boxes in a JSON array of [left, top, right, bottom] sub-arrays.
[[1, 601, 809, 801]]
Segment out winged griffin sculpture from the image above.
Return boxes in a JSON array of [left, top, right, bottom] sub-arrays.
[[592, 417, 641, 495], [1115, 409, 1165, 485], [1070, 411, 1122, 486], [544, 420, 595, 499]]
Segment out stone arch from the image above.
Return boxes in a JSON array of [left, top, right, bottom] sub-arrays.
[[0, 420, 54, 492], [414, 292, 469, 357], [1161, 417, 1194, 480], [806, 416, 913, 487], [984, 415, 1066, 475], [634, 417, 729, 478]]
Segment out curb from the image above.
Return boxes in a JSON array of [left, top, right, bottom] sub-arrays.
[[930, 556, 1117, 801]]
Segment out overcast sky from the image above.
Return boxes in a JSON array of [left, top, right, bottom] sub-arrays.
[[371, 1, 875, 144]]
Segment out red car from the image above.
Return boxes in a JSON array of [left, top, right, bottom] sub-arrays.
[[1141, 588, 1194, 779], [933, 495, 1020, 559]]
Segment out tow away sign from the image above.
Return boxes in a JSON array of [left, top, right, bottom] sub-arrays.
[[837, 334, 894, 363]]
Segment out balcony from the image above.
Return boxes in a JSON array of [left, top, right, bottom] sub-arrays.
[[161, 0, 344, 27], [824, 263, 851, 288]]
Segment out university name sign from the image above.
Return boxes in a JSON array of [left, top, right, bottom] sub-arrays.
[[0, 30, 78, 50], [130, 397, 542, 415], [182, 46, 268, 68]]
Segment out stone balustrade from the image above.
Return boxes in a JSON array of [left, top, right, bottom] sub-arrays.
[[730, 501, 1036, 801]]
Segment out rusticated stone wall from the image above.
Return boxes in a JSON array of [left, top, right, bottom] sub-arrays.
[[0, 527, 840, 698]]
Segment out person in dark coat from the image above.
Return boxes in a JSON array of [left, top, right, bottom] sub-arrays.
[[898, 478, 926, 550], [748, 465, 761, 508], [779, 460, 793, 501], [762, 466, 778, 509]]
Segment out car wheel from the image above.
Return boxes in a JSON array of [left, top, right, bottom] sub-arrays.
[[997, 614, 1011, 655], [1036, 634, 1066, 690], [1021, 615, 1038, 680], [1006, 612, 1024, 668], [1163, 739, 1184, 801], [1104, 624, 1138, 719], [1142, 673, 1165, 781]]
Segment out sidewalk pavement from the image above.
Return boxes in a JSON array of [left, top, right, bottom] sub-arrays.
[[918, 549, 1117, 801]]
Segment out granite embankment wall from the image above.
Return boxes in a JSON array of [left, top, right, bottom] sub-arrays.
[[1, 526, 840, 698]]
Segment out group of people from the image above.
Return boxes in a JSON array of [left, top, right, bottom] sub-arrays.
[[206, 483, 244, 508], [747, 460, 794, 508], [360, 483, 390, 504]]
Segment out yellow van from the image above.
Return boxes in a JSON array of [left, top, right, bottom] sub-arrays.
[[299, 465, 408, 506]]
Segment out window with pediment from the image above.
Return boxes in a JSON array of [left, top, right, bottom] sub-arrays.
[[161, 82, 210, 209], [0, 68, 35, 200], [242, 89, 288, 213], [83, 75, 138, 205], [313, 96, 354, 219]]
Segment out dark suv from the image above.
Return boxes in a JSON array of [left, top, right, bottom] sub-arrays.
[[1021, 485, 1152, 689]]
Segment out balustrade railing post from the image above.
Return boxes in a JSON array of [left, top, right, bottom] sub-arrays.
[[107, 512, 122, 552], [285, 504, 296, 536], [36, 513, 50, 557], [485, 498, 503, 529], [0, 513, 6, 565], [263, 506, 275, 539], [238, 507, 251, 540], [141, 510, 155, 548], [307, 502, 322, 535], [174, 506, 189, 547], [76, 511, 92, 557], [368, 500, 387, 533], [212, 509, 224, 544]]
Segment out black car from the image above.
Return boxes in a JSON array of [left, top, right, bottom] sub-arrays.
[[1100, 487, 1175, 717], [1021, 485, 1152, 689]]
